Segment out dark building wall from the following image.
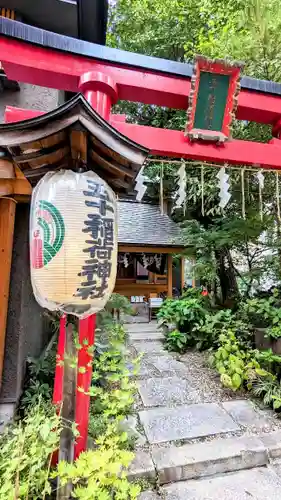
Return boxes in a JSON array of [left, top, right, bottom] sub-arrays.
[[0, 82, 58, 122], [0, 84, 58, 407], [0, 205, 51, 404]]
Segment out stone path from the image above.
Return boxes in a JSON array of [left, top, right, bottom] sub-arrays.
[[125, 322, 281, 499]]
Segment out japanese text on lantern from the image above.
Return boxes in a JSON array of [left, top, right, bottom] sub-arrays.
[[74, 179, 114, 300]]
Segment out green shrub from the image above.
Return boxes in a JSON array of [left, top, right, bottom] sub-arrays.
[[157, 292, 208, 336], [244, 290, 281, 328], [254, 349, 281, 383], [19, 294, 132, 415], [97, 293, 134, 330], [191, 309, 233, 351], [72, 321, 140, 498], [1, 319, 140, 499], [53, 423, 141, 500], [88, 322, 139, 445], [165, 329, 187, 352], [265, 325, 281, 339], [0, 405, 140, 500], [0, 402, 61, 500], [210, 330, 269, 391]]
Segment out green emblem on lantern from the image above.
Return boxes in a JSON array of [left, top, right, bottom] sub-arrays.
[[32, 200, 65, 268]]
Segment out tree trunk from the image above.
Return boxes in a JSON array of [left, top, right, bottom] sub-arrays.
[[276, 219, 281, 279], [215, 247, 239, 306]]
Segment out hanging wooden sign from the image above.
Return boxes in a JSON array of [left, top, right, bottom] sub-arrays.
[[185, 56, 244, 143]]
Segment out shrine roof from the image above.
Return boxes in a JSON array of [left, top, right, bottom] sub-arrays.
[[1, 17, 281, 97], [0, 93, 148, 194], [117, 201, 183, 247]]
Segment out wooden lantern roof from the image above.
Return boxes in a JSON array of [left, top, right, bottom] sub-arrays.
[[0, 93, 149, 194]]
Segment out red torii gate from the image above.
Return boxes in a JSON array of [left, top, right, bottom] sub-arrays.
[[1, 16, 281, 459], [0, 18, 281, 167]]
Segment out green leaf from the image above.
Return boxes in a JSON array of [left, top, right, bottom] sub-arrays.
[[220, 348, 228, 360], [232, 373, 242, 390], [40, 422, 51, 441], [220, 373, 233, 389], [273, 399, 281, 410]]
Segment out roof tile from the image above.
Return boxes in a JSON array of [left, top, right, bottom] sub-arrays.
[[117, 201, 183, 246]]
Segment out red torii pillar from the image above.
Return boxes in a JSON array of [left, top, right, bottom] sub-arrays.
[[52, 70, 119, 459]]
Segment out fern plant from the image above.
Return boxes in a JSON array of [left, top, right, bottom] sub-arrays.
[[252, 373, 281, 410]]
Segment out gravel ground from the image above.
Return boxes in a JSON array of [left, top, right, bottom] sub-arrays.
[[178, 350, 246, 403], [126, 323, 281, 448], [178, 349, 281, 435]]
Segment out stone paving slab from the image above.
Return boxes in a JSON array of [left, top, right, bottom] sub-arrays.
[[128, 354, 188, 380], [126, 322, 158, 331], [0, 403, 14, 433], [119, 415, 147, 446], [138, 377, 197, 407], [161, 467, 281, 499], [139, 492, 159, 500], [127, 358, 158, 379], [152, 434, 267, 484], [128, 332, 164, 341], [260, 430, 281, 459], [127, 449, 156, 480], [147, 356, 187, 376], [134, 341, 166, 355], [139, 402, 239, 444], [222, 400, 271, 429]]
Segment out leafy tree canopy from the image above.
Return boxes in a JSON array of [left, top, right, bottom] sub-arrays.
[[107, 0, 281, 302]]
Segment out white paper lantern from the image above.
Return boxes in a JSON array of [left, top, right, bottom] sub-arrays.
[[30, 170, 118, 318]]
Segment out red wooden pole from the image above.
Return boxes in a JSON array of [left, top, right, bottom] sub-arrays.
[[74, 314, 96, 459], [78, 71, 117, 122]]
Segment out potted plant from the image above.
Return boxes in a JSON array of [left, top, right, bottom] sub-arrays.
[[265, 325, 281, 354], [244, 292, 281, 350]]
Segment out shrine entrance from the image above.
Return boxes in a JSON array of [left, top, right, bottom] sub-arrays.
[[1, 14, 281, 465]]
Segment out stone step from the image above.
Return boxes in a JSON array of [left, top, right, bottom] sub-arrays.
[[131, 431, 281, 497], [152, 432, 281, 485], [128, 331, 164, 341], [134, 340, 166, 356], [138, 396, 276, 444], [138, 376, 197, 408], [127, 355, 188, 380], [139, 492, 159, 500], [126, 322, 158, 330], [161, 466, 281, 499], [138, 402, 240, 445]]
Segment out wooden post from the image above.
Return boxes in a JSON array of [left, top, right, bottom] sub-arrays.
[[51, 314, 67, 467], [0, 198, 16, 386], [192, 258, 196, 288], [180, 256, 185, 294], [167, 254, 173, 298], [53, 315, 67, 407], [57, 322, 76, 500]]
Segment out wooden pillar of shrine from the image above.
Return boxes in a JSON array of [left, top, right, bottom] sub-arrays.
[[180, 256, 185, 293], [0, 155, 32, 388], [0, 197, 16, 385], [167, 254, 173, 298]]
